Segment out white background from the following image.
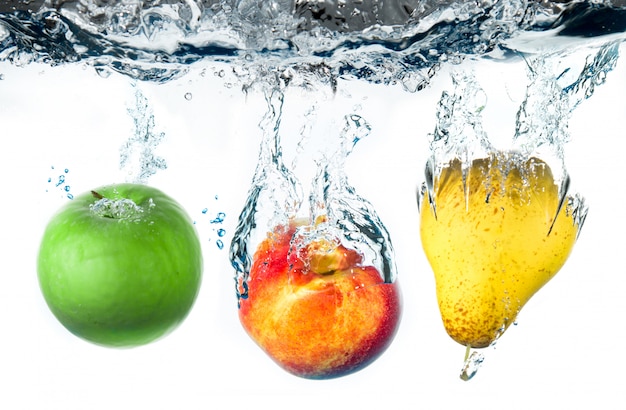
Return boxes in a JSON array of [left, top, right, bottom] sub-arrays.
[[1, 41, 625, 409]]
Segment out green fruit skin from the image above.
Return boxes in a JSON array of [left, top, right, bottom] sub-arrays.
[[37, 183, 203, 348]]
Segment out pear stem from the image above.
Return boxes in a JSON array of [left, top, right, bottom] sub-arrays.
[[464, 344, 471, 362]]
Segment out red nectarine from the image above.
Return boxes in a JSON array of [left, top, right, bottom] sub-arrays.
[[238, 221, 401, 379]]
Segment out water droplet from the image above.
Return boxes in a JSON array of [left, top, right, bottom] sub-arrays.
[[210, 212, 226, 224], [184, 92, 192, 100], [216, 239, 224, 250], [460, 349, 485, 381], [217, 228, 226, 237], [64, 185, 70, 192], [55, 175, 65, 187], [202, 208, 208, 214], [67, 194, 74, 200]]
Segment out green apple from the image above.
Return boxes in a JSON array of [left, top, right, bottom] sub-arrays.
[[37, 183, 203, 347]]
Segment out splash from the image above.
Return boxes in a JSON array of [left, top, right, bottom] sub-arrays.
[[514, 41, 621, 162], [305, 113, 397, 283], [229, 87, 304, 303], [1, 2, 625, 87], [427, 70, 490, 181], [120, 86, 168, 184], [229, 84, 396, 305], [420, 40, 618, 216]]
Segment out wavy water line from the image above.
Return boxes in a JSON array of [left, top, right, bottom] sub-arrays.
[[1, 2, 625, 84]]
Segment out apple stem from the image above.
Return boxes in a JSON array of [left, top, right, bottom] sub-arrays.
[[91, 190, 104, 200]]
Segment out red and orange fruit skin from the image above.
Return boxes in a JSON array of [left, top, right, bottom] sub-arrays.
[[238, 221, 401, 379]]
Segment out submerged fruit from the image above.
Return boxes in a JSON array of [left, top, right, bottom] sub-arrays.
[[37, 183, 203, 347], [238, 221, 401, 379], [420, 153, 583, 348]]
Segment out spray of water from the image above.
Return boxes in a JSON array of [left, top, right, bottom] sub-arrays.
[[120, 85, 168, 184], [1, 1, 624, 87], [230, 81, 397, 305], [229, 85, 303, 304]]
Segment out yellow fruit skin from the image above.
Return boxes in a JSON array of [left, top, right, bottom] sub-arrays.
[[420, 154, 579, 348]]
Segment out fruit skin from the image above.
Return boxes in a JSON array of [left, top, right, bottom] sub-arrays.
[[420, 153, 580, 348], [238, 221, 401, 379], [37, 183, 203, 348]]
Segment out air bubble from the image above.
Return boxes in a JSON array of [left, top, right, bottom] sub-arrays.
[[95, 67, 111, 78], [90, 197, 144, 221]]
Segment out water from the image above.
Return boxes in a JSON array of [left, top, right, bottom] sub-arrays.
[[2, 0, 626, 393], [197, 205, 228, 249], [46, 166, 74, 199], [418, 42, 619, 226], [2, 2, 625, 86], [121, 86, 168, 184], [89, 194, 146, 221], [460, 346, 485, 381]]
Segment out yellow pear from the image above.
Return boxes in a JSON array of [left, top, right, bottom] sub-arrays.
[[420, 152, 583, 348]]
